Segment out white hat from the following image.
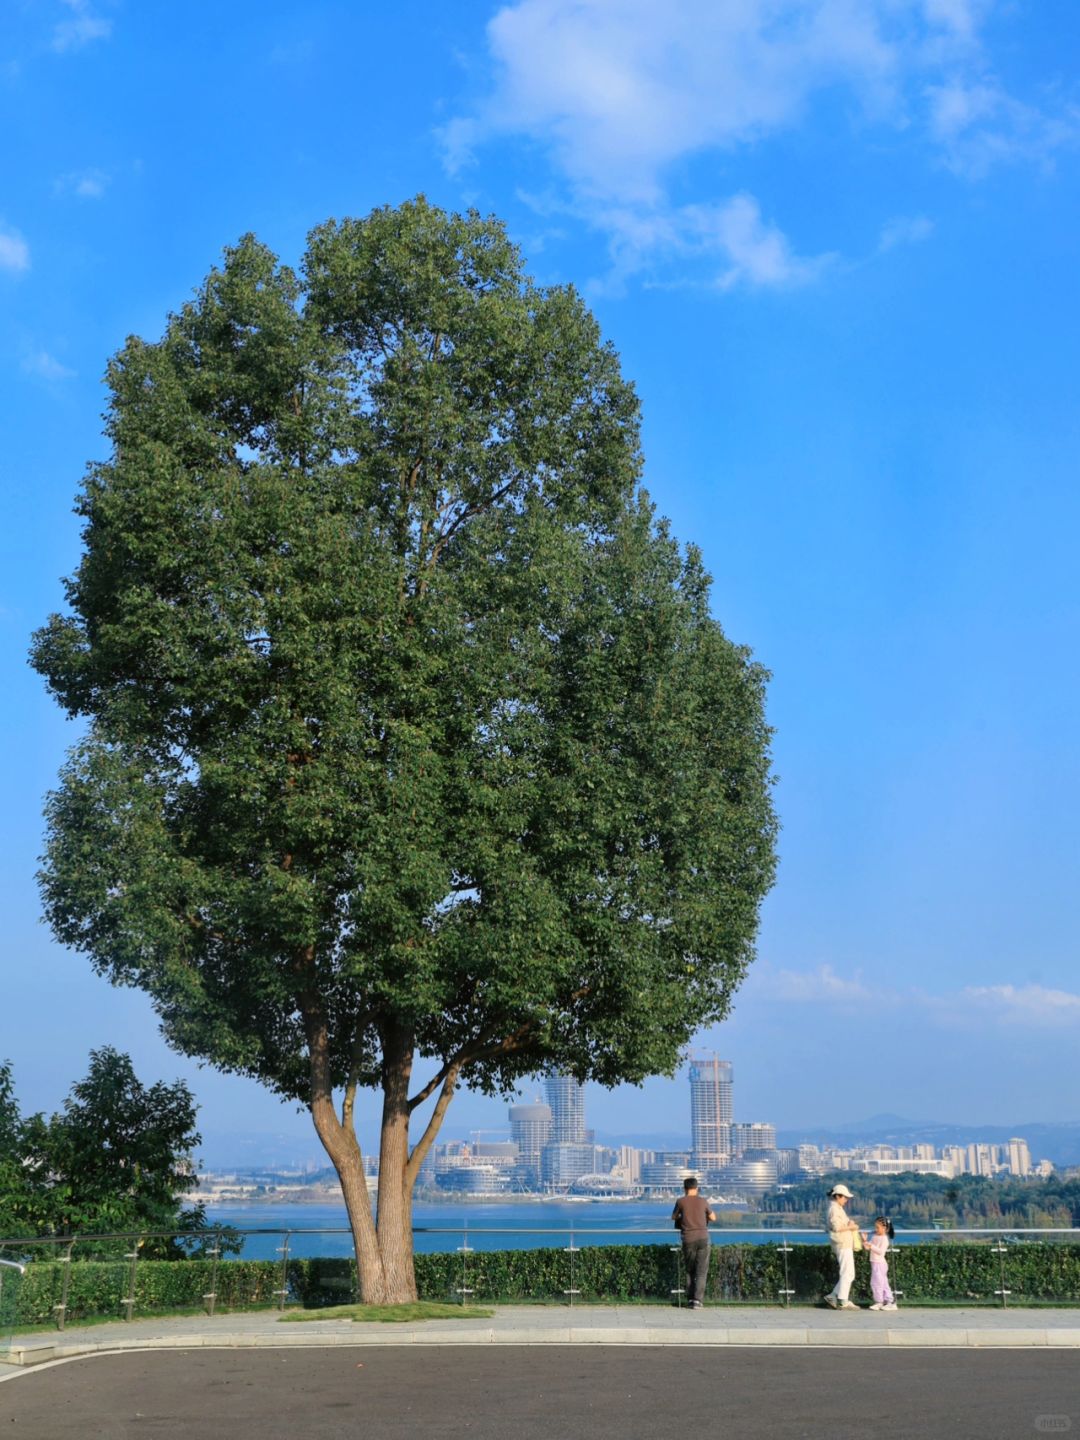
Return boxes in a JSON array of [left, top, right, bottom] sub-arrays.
[[829, 1184, 853, 1198]]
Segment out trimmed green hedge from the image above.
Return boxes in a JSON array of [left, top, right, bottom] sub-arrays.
[[10, 1259, 283, 1327], [6, 1242, 1080, 1327]]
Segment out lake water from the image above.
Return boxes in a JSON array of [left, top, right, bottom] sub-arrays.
[[203, 1200, 840, 1260]]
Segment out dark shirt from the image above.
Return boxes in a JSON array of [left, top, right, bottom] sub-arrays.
[[672, 1194, 712, 1243]]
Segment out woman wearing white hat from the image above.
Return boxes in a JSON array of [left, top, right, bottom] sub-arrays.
[[824, 1184, 860, 1309]]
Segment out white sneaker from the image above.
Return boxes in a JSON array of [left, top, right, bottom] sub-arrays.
[[838, 1300, 858, 1309], [882, 1303, 898, 1311], [824, 1295, 840, 1309], [868, 1302, 883, 1311]]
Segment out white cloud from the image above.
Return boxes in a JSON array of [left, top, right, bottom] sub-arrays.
[[52, 0, 112, 53], [446, 1, 1076, 290], [54, 168, 109, 199], [447, 0, 921, 204], [878, 214, 935, 251], [927, 77, 1079, 177], [957, 983, 1080, 1027], [578, 193, 832, 294], [693, 196, 832, 290], [756, 964, 877, 1004], [921, 0, 986, 41], [0, 225, 30, 273], [752, 964, 1080, 1029], [22, 350, 76, 381]]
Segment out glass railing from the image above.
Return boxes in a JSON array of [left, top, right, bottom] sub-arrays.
[[2, 1226, 1078, 1333], [0, 1258, 26, 1355]]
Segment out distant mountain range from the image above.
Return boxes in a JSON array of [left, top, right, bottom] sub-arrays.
[[198, 1130, 325, 1170]]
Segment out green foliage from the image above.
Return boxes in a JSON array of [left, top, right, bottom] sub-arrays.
[[10, 1243, 1080, 1327], [0, 1062, 30, 1239], [10, 1257, 282, 1326], [0, 1051, 204, 1252]]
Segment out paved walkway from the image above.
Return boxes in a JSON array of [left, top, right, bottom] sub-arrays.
[[5, 1302, 1080, 1368]]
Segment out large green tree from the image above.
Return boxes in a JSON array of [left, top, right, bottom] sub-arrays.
[[32, 198, 777, 1302], [0, 1050, 202, 1248]]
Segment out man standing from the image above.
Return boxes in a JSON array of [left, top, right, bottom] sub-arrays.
[[672, 1176, 716, 1309]]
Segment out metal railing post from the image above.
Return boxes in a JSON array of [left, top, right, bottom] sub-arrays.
[[55, 1239, 75, 1331], [0, 1257, 27, 1347], [120, 1239, 141, 1321], [563, 1225, 580, 1307], [274, 1232, 291, 1312], [670, 1245, 685, 1307], [890, 1245, 903, 1308], [455, 1224, 474, 1304], [777, 1234, 794, 1308], [993, 1239, 1011, 1309], [203, 1226, 222, 1317]]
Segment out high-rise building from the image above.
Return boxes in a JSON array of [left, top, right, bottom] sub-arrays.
[[1007, 1138, 1032, 1177], [688, 1056, 733, 1174], [541, 1142, 598, 1188], [612, 1145, 645, 1185], [967, 1143, 998, 1177], [942, 1145, 967, 1174], [545, 1075, 586, 1144], [509, 1099, 552, 1180], [731, 1122, 776, 1156], [797, 1144, 826, 1174]]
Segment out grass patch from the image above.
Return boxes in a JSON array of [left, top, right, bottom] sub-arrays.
[[281, 1302, 494, 1324], [7, 1304, 257, 1336]]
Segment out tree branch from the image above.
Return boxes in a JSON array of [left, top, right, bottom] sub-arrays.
[[428, 475, 519, 569], [340, 1019, 372, 1130], [341, 1076, 358, 1132], [404, 1063, 459, 1187], [406, 1000, 576, 1115], [407, 1061, 454, 1113], [183, 912, 225, 944]]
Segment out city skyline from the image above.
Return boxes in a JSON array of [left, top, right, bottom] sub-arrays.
[[409, 1065, 1053, 1196], [194, 1060, 1052, 1193]]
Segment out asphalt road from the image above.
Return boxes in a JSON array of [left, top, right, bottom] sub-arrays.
[[2, 1347, 1078, 1440]]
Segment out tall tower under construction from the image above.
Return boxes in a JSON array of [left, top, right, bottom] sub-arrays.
[[688, 1056, 733, 1175]]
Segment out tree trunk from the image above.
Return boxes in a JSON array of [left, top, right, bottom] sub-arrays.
[[303, 998, 387, 1304], [309, 1091, 388, 1304], [374, 1025, 418, 1303], [305, 1007, 460, 1307]]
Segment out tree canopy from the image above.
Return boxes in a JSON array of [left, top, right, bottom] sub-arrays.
[[0, 1050, 203, 1250], [32, 197, 777, 1299]]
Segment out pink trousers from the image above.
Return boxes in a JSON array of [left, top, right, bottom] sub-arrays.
[[871, 1261, 894, 1306]]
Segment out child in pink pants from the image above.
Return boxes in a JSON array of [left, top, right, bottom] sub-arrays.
[[865, 1216, 897, 1310]]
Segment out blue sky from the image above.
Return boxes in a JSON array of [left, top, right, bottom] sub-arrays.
[[2, 0, 1079, 1160]]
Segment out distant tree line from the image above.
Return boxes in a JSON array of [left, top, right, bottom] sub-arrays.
[[0, 1048, 204, 1252], [762, 1171, 1080, 1229]]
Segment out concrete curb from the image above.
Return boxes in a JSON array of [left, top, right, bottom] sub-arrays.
[[7, 1322, 1080, 1367]]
